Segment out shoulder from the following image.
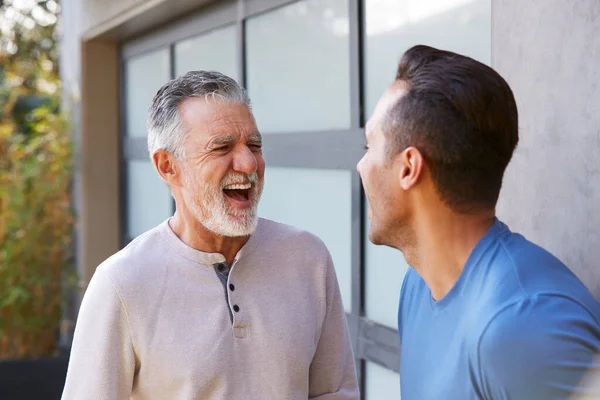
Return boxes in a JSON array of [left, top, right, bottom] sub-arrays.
[[252, 219, 336, 292], [475, 294, 600, 397], [480, 294, 600, 349], [256, 218, 331, 258], [93, 223, 167, 294], [495, 230, 567, 278], [484, 222, 598, 307]]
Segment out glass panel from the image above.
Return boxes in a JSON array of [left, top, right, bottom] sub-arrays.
[[175, 25, 238, 81], [246, 0, 351, 133], [364, 201, 410, 329], [365, 0, 492, 116], [124, 49, 170, 138], [365, 362, 401, 399], [126, 160, 173, 238], [258, 167, 352, 311]]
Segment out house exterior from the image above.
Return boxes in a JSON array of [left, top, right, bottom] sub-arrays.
[[59, 0, 600, 395]]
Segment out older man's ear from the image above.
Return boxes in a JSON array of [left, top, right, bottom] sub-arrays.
[[153, 150, 181, 187]]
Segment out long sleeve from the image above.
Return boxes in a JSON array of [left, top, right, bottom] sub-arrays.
[[62, 266, 137, 400], [308, 254, 360, 400], [477, 295, 600, 400]]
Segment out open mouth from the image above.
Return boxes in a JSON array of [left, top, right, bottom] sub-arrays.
[[222, 183, 251, 203]]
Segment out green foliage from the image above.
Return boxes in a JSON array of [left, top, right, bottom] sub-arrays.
[[0, 104, 75, 358], [0, 0, 75, 358]]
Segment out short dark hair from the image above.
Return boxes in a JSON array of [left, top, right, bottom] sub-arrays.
[[384, 45, 519, 213]]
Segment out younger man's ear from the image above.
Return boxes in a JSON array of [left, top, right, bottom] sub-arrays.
[[398, 146, 424, 190]]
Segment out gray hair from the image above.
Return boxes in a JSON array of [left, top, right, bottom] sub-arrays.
[[147, 70, 251, 159]]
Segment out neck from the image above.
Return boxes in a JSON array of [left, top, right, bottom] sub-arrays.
[[169, 210, 249, 266], [401, 208, 495, 301]]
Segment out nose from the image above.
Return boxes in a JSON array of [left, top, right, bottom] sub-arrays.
[[232, 145, 258, 175], [357, 155, 364, 175]]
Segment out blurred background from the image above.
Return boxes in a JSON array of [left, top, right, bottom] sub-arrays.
[[1, 0, 599, 398]]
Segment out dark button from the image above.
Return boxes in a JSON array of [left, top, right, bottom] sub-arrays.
[[217, 264, 225, 272], [229, 284, 235, 291], [233, 305, 240, 312]]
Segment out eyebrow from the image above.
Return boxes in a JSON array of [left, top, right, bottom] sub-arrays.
[[209, 135, 237, 147], [209, 132, 262, 147], [248, 132, 262, 144]]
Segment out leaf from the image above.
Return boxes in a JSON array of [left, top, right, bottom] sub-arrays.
[[0, 286, 31, 308]]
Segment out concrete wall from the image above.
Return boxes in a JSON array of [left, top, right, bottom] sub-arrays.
[[493, 0, 600, 297]]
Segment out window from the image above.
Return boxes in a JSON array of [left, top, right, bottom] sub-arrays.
[[175, 24, 238, 80], [365, 361, 401, 399], [124, 49, 170, 138], [246, 0, 351, 133], [123, 49, 172, 240]]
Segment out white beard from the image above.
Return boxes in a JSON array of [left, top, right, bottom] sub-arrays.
[[183, 171, 263, 237]]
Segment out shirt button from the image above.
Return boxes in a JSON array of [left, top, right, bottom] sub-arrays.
[[229, 284, 235, 291], [233, 305, 240, 312]]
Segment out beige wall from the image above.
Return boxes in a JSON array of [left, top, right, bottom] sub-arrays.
[[493, 0, 600, 298], [78, 41, 120, 284]]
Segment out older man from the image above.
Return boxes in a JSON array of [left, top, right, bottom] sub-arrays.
[[62, 71, 359, 399]]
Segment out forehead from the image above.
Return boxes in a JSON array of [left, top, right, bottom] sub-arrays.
[[365, 81, 408, 139], [178, 97, 257, 141]]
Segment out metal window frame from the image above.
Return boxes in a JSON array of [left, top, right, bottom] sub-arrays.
[[121, 0, 239, 59], [119, 1, 403, 396]]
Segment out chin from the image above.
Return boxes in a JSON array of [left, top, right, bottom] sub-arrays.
[[368, 228, 385, 246], [368, 221, 400, 248], [211, 214, 259, 237]]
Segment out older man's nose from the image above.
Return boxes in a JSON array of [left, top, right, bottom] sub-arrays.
[[357, 156, 364, 175], [232, 146, 258, 174]]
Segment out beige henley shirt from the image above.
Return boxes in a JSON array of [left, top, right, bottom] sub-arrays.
[[62, 218, 359, 399]]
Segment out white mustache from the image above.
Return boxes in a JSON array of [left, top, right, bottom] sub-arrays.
[[220, 172, 258, 188]]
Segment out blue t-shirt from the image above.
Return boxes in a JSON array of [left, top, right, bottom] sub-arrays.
[[398, 219, 600, 399]]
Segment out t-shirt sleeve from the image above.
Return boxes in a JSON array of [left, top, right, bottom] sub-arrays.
[[476, 294, 600, 400]]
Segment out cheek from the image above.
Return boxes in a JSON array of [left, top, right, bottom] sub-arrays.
[[359, 156, 381, 191], [204, 159, 233, 184], [256, 155, 266, 178]]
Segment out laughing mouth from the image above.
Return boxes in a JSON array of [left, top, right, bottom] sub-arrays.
[[222, 183, 252, 202]]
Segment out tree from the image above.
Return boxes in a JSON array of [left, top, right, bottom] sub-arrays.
[[0, 0, 61, 127], [0, 0, 74, 358]]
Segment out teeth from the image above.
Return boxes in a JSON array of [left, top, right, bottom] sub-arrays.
[[224, 183, 251, 190]]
